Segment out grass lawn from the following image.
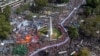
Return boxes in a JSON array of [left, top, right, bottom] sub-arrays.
[[52, 28, 61, 39], [39, 27, 61, 39]]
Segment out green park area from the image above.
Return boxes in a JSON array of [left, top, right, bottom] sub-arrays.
[[39, 27, 62, 39]]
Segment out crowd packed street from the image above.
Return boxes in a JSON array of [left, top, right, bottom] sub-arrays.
[[0, 0, 99, 56]]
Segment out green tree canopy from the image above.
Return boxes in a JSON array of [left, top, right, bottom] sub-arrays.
[[84, 6, 93, 17], [83, 0, 100, 17], [79, 15, 100, 38], [30, 0, 48, 13], [64, 0, 69, 3], [0, 8, 2, 13], [68, 26, 79, 39], [16, 3, 30, 14], [16, 7, 23, 14], [94, 4, 100, 15], [3, 5, 11, 18], [13, 45, 28, 56], [86, 0, 100, 8], [34, 0, 48, 7], [48, 0, 69, 3], [0, 14, 12, 40], [79, 48, 90, 56], [57, 0, 69, 3]]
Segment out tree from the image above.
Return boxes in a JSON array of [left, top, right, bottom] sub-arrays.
[[0, 8, 2, 13], [82, 0, 100, 17], [16, 8, 22, 14], [30, 4, 41, 13], [64, 0, 69, 3], [84, 6, 93, 17], [30, 0, 48, 13], [56, 0, 69, 3], [79, 15, 100, 38], [48, 0, 56, 3], [94, 5, 100, 15], [68, 26, 79, 39], [0, 14, 12, 40], [34, 0, 48, 7], [86, 0, 100, 8], [48, 0, 69, 3], [3, 5, 11, 18], [16, 3, 30, 14], [79, 48, 90, 56], [13, 45, 28, 56]]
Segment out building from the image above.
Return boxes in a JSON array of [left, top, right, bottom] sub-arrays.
[[0, 0, 33, 12], [0, 0, 26, 8]]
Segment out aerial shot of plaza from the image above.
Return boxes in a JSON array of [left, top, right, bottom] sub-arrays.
[[0, 0, 100, 56]]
